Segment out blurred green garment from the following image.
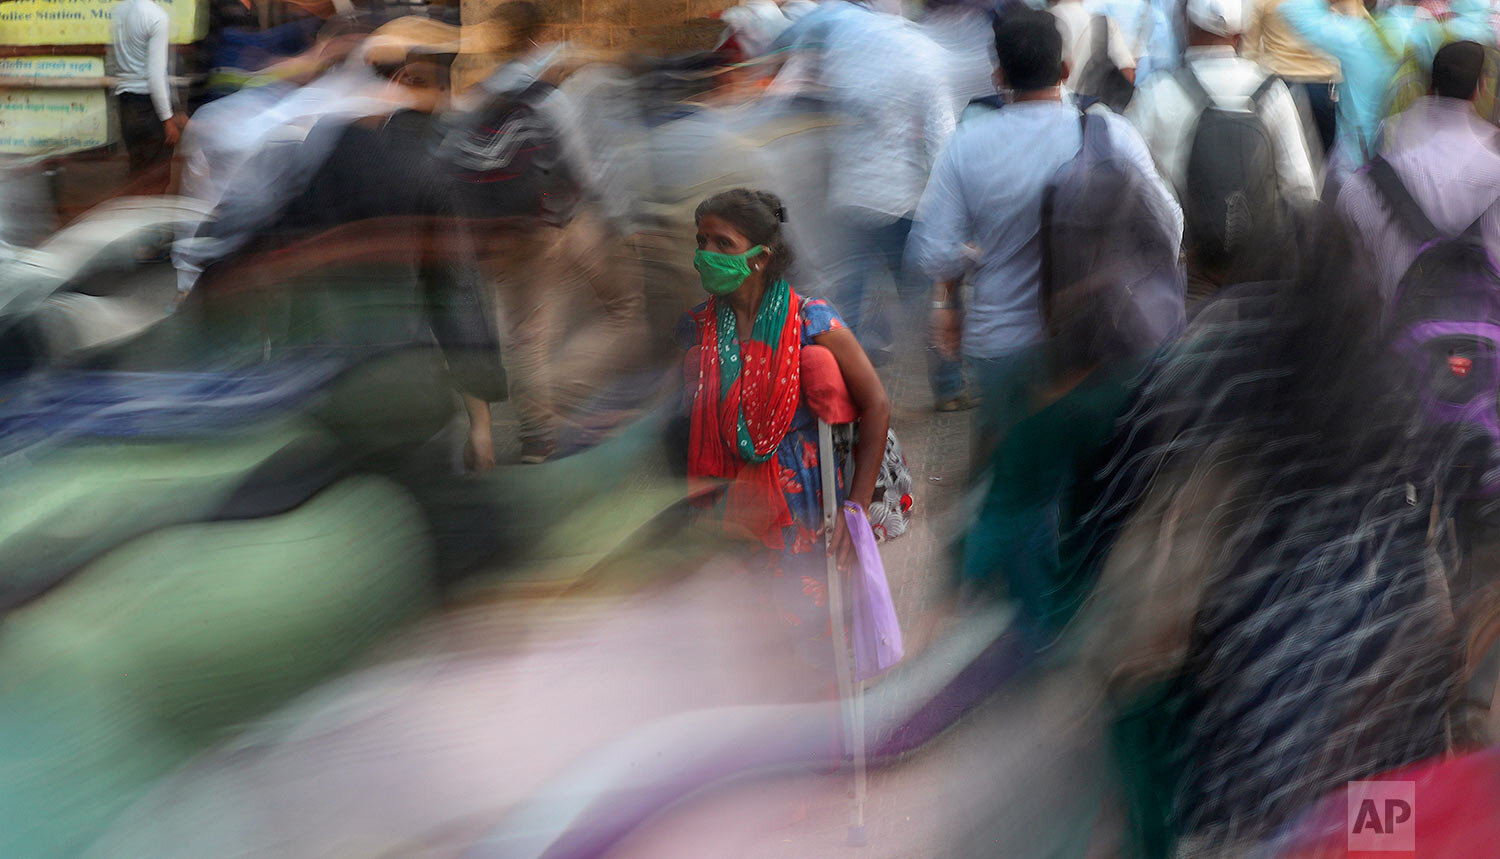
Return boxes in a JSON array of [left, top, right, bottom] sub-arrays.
[[960, 361, 1141, 638], [0, 436, 433, 857]]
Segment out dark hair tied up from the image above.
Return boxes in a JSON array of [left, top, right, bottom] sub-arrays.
[[695, 188, 796, 286]]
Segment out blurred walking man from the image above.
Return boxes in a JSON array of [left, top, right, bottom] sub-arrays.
[[1338, 40, 1500, 303], [909, 9, 1179, 456], [111, 0, 186, 175]]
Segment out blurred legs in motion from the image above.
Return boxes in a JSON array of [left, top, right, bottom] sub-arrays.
[[484, 209, 647, 460], [766, 547, 838, 685], [1298, 80, 1337, 156], [486, 228, 564, 458], [634, 227, 703, 364], [965, 345, 1047, 470], [834, 214, 965, 406], [118, 94, 169, 176], [547, 212, 648, 423]]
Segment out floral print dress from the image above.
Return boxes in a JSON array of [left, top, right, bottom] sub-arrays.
[[677, 295, 850, 669]]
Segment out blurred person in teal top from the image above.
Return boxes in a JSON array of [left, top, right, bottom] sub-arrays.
[[1277, 0, 1492, 186]]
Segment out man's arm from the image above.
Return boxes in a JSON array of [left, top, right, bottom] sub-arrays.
[[104, 25, 118, 78], [1243, 0, 1267, 63], [1123, 79, 1172, 193], [462, 395, 496, 472], [919, 55, 958, 171], [421, 157, 508, 397], [907, 134, 970, 286], [1105, 15, 1139, 80], [422, 244, 508, 406], [146, 10, 188, 146], [538, 86, 608, 214], [146, 12, 172, 122], [422, 228, 508, 474], [1263, 80, 1320, 204], [1104, 110, 1183, 245], [930, 277, 962, 359], [908, 135, 970, 359], [1276, 0, 1368, 64]]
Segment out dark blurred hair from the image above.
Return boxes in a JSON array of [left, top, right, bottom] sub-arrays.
[[1203, 204, 1440, 485], [317, 12, 376, 42], [490, 0, 544, 44], [635, 51, 733, 106], [412, 50, 457, 88], [1432, 40, 1485, 100], [993, 9, 1064, 92], [695, 189, 794, 287], [924, 0, 996, 13], [371, 49, 456, 84]]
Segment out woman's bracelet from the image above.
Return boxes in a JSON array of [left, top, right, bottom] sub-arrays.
[[931, 300, 955, 310]]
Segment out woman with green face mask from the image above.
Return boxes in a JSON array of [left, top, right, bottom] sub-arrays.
[[678, 188, 891, 679]]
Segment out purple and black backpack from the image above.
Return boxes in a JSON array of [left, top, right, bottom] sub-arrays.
[[1369, 155, 1500, 491]]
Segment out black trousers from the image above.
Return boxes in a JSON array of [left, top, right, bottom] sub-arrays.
[[118, 93, 167, 174], [1297, 81, 1338, 156]]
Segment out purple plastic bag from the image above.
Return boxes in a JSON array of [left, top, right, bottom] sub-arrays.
[[843, 502, 904, 681]]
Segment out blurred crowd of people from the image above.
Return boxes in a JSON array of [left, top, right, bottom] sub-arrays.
[[28, 0, 1500, 852]]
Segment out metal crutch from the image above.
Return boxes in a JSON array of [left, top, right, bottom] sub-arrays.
[[819, 417, 868, 846]]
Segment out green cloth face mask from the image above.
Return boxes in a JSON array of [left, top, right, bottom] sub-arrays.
[[694, 245, 765, 296]]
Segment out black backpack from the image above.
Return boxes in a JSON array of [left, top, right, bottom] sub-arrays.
[[1075, 15, 1135, 113], [1179, 68, 1286, 280], [1368, 155, 1500, 494], [437, 80, 582, 226]]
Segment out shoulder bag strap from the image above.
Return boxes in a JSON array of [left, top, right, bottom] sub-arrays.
[[1249, 71, 1281, 105], [1462, 189, 1500, 238], [1039, 112, 1086, 330], [1078, 107, 1101, 156], [1175, 63, 1212, 111], [1368, 155, 1442, 242], [1462, 207, 1495, 238]]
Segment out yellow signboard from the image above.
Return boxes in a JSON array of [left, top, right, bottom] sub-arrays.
[[0, 0, 207, 45], [0, 57, 110, 154]]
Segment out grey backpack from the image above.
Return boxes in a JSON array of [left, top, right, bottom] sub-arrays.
[[1178, 68, 1287, 278], [1040, 110, 1185, 360]]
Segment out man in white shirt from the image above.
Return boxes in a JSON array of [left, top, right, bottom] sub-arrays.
[[1093, 0, 1180, 81], [1127, 0, 1316, 292], [1050, 0, 1138, 94], [909, 8, 1180, 453], [819, 3, 963, 408], [1128, 0, 1316, 199], [110, 0, 185, 174], [921, 0, 1001, 118], [456, 1, 647, 464]]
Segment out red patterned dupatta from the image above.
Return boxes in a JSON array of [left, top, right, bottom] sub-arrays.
[[688, 280, 804, 549]]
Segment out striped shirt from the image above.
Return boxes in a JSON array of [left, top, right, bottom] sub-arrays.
[[1337, 96, 1500, 305]]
